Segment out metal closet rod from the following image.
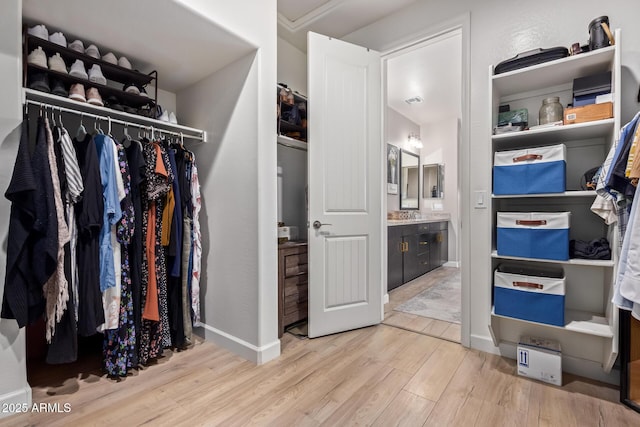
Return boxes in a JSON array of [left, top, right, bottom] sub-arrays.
[[24, 99, 206, 142]]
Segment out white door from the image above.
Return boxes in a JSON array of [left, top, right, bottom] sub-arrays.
[[307, 32, 383, 338]]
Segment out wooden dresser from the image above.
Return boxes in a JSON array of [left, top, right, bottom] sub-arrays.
[[278, 242, 308, 337]]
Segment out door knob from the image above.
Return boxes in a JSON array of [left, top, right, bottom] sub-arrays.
[[313, 220, 332, 229]]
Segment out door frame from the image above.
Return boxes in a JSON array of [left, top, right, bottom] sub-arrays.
[[379, 14, 471, 347]]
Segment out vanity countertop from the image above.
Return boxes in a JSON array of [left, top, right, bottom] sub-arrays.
[[387, 213, 450, 226]]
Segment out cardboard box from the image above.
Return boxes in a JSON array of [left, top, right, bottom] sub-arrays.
[[564, 102, 613, 125], [517, 336, 562, 386]]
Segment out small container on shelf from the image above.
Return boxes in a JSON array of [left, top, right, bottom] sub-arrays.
[[539, 97, 563, 125], [494, 263, 565, 327], [493, 144, 566, 195], [496, 211, 570, 261]]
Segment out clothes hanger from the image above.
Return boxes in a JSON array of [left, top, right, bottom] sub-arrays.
[[76, 113, 87, 140]]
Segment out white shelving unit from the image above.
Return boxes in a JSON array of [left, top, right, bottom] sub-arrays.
[[488, 31, 621, 375]]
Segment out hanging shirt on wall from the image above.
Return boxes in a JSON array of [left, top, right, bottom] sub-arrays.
[[1, 116, 41, 327], [94, 134, 123, 294], [73, 133, 105, 335]]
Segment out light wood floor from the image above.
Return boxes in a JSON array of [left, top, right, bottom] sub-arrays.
[[2, 323, 640, 426], [384, 267, 461, 343]]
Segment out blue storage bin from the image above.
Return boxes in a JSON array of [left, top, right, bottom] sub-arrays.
[[494, 264, 565, 327], [493, 144, 566, 195], [497, 212, 570, 261]]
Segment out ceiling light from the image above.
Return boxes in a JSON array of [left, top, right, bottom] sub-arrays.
[[404, 96, 424, 105]]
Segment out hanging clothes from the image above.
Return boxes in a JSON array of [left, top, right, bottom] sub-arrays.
[[191, 157, 202, 326], [73, 133, 105, 336], [1, 116, 41, 326], [42, 117, 71, 343], [104, 142, 136, 377]]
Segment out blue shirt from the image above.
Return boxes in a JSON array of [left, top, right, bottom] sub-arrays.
[[94, 134, 122, 292]]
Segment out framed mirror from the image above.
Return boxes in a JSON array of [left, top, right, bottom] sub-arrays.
[[400, 150, 419, 210], [423, 163, 444, 199]]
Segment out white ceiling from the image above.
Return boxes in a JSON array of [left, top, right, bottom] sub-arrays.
[[386, 32, 462, 125], [22, 0, 255, 92], [277, 0, 417, 52]]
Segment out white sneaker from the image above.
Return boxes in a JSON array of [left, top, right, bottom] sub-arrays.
[[49, 32, 67, 47], [69, 60, 88, 80], [169, 112, 177, 124], [158, 110, 169, 122], [123, 83, 140, 95], [68, 39, 85, 53], [88, 64, 106, 85], [27, 24, 48, 40], [118, 56, 132, 70], [85, 44, 100, 59], [27, 47, 47, 68], [48, 53, 67, 74], [102, 52, 117, 65]]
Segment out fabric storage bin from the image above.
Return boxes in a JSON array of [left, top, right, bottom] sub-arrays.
[[494, 264, 565, 326], [497, 212, 570, 260], [493, 144, 566, 195]]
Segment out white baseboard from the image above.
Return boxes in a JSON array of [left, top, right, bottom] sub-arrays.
[[0, 386, 31, 420], [470, 334, 619, 385], [443, 261, 460, 268], [198, 323, 281, 365]]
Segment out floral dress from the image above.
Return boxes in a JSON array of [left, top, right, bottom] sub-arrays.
[[103, 143, 136, 376]]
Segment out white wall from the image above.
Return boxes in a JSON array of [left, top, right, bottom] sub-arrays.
[[277, 37, 307, 96], [344, 0, 640, 365], [386, 107, 420, 212], [421, 118, 459, 263], [175, 0, 279, 362]]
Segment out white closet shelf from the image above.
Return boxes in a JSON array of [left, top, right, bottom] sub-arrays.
[[492, 45, 615, 96], [492, 190, 597, 199], [277, 134, 308, 151], [24, 88, 207, 141], [491, 251, 614, 267], [491, 307, 614, 338], [492, 119, 614, 146]]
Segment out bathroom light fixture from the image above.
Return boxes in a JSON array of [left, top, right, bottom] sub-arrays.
[[408, 132, 423, 149]]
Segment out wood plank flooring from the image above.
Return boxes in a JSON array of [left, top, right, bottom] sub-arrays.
[[2, 324, 639, 426], [384, 267, 461, 343]]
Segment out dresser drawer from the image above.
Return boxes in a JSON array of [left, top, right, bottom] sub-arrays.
[[285, 252, 308, 267], [285, 263, 308, 277], [284, 279, 307, 297]]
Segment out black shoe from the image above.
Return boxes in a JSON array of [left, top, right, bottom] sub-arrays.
[[50, 79, 68, 97], [29, 72, 50, 93]]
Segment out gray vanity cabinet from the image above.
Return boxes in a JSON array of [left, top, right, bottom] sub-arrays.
[[387, 221, 448, 292]]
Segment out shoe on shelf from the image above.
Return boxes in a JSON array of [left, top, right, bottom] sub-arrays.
[[69, 60, 88, 79], [27, 24, 48, 40], [118, 56, 132, 70], [139, 86, 149, 97], [85, 44, 100, 59], [68, 39, 85, 53], [169, 112, 177, 124], [68, 83, 86, 102], [27, 47, 47, 68], [158, 110, 170, 122], [102, 52, 117, 65], [29, 72, 51, 93], [49, 32, 67, 47], [123, 105, 138, 115], [88, 64, 106, 85], [105, 95, 124, 111], [48, 53, 68, 74], [86, 87, 104, 106], [51, 79, 68, 97], [123, 83, 140, 95]]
